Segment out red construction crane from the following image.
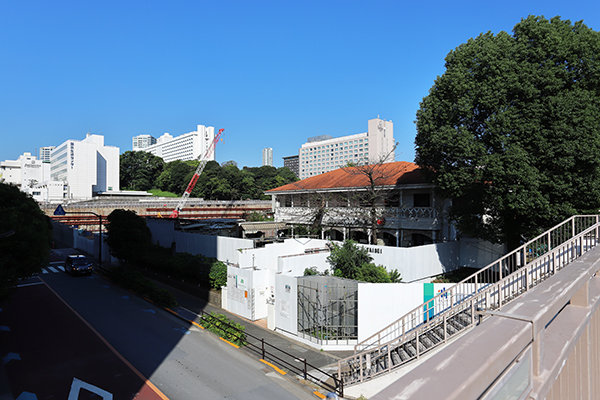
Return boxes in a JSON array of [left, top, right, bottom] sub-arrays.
[[169, 128, 224, 218]]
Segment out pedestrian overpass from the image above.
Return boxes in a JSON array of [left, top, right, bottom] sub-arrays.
[[337, 215, 600, 399]]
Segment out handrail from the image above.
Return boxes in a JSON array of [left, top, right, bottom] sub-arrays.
[[198, 310, 344, 397], [338, 215, 600, 386]]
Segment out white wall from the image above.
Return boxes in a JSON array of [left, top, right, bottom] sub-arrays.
[[274, 273, 298, 335], [365, 242, 460, 282], [238, 238, 330, 271], [459, 238, 505, 268], [225, 266, 271, 321]]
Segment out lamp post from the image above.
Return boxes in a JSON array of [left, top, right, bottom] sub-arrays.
[[54, 206, 103, 266]]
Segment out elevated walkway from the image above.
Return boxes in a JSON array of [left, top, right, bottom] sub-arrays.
[[338, 215, 600, 388]]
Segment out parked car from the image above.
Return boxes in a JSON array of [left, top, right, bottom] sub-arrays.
[[64, 255, 93, 276]]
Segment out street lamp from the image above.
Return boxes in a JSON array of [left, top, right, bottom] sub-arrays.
[[54, 205, 103, 266]]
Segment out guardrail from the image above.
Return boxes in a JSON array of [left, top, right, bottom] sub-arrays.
[[338, 215, 600, 385], [198, 310, 344, 397]]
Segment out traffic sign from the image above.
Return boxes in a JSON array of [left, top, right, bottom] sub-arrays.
[[53, 205, 66, 216]]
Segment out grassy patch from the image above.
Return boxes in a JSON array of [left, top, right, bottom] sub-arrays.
[[148, 189, 179, 197]]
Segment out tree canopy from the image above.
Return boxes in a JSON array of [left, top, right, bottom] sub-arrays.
[[326, 240, 399, 283], [105, 209, 151, 262], [0, 183, 52, 299], [415, 15, 600, 249], [120, 151, 165, 191]]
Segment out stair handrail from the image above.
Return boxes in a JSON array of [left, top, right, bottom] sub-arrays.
[[353, 215, 600, 354], [337, 215, 600, 386]]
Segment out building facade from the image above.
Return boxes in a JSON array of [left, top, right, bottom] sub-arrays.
[[39, 146, 55, 163], [267, 161, 455, 247], [0, 152, 51, 189], [298, 118, 394, 180], [132, 134, 157, 151], [282, 155, 299, 177], [138, 125, 215, 163], [262, 147, 273, 166], [50, 133, 120, 199]]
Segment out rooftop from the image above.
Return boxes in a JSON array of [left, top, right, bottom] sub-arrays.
[[266, 161, 427, 193]]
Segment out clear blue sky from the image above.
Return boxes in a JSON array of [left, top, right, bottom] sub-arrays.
[[2, 1, 599, 168]]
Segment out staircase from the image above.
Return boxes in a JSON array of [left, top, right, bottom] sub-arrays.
[[338, 215, 600, 386]]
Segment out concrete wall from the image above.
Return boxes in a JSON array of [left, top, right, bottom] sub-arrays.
[[225, 265, 271, 321]]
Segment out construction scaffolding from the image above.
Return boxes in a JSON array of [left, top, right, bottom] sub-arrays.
[[297, 276, 358, 345]]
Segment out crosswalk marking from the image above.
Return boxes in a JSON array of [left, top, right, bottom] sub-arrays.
[[40, 265, 65, 274]]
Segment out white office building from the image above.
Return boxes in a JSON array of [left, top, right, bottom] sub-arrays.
[[50, 133, 120, 199], [262, 147, 273, 166], [0, 152, 51, 189], [298, 118, 394, 179], [132, 134, 157, 151], [39, 146, 55, 163], [138, 125, 215, 163]]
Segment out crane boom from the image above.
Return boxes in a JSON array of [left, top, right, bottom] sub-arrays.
[[169, 128, 224, 218]]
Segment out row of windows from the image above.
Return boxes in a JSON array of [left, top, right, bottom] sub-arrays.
[[301, 138, 367, 154]]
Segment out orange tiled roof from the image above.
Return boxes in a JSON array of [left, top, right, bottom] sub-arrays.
[[267, 161, 427, 193]]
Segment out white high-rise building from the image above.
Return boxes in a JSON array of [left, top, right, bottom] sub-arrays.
[[50, 133, 120, 199], [298, 118, 394, 179], [39, 146, 55, 163], [132, 134, 157, 150], [137, 125, 215, 163], [262, 147, 273, 166]]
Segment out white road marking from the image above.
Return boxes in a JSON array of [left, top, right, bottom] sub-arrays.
[[0, 326, 9, 332], [47, 266, 59, 273], [68, 377, 113, 400]]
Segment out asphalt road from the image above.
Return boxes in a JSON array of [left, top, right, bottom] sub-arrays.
[[1, 251, 318, 399]]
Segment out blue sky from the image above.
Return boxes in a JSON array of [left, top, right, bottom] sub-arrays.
[[2, 1, 599, 168]]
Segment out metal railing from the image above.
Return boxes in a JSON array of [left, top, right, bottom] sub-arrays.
[[338, 215, 600, 385], [198, 310, 343, 397]]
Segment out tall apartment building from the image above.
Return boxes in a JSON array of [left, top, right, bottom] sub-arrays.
[[132, 134, 157, 151], [50, 133, 120, 199], [282, 155, 299, 177], [298, 118, 394, 179], [135, 125, 215, 163], [262, 147, 273, 166]]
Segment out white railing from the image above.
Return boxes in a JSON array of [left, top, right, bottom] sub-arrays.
[[275, 206, 436, 225], [338, 215, 600, 385]]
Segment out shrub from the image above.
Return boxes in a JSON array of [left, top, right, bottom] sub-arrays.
[[106, 266, 178, 308], [209, 261, 227, 290], [199, 312, 246, 346]]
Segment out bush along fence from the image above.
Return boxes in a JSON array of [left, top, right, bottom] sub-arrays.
[[133, 244, 227, 291], [198, 310, 344, 398], [101, 265, 178, 308]]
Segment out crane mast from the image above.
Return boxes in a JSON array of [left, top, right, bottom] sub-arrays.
[[169, 128, 224, 218]]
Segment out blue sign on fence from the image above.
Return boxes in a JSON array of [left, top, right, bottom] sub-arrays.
[[53, 205, 66, 216]]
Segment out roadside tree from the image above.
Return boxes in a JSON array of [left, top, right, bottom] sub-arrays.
[[0, 183, 52, 299]]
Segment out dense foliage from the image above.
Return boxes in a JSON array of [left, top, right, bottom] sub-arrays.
[[105, 266, 178, 308], [120, 151, 299, 200], [415, 16, 600, 249], [0, 183, 53, 299], [105, 209, 151, 262], [105, 209, 227, 290], [120, 151, 165, 191], [326, 240, 401, 283], [199, 312, 247, 346]]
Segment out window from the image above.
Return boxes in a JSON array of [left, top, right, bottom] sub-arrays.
[[413, 193, 431, 207]]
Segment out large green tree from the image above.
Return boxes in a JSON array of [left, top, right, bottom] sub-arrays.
[[0, 183, 52, 299], [105, 209, 151, 262], [415, 15, 600, 249], [120, 151, 165, 191]]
